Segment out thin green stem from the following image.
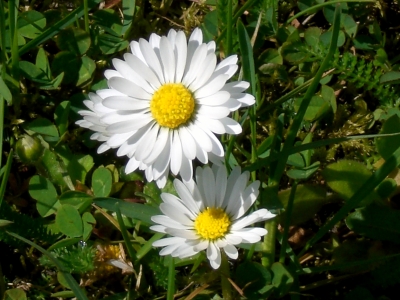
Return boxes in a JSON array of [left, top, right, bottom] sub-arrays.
[[136, 233, 164, 261], [262, 218, 277, 267], [286, 0, 375, 24], [279, 181, 298, 263], [0, 149, 13, 210], [220, 252, 232, 300], [115, 203, 137, 260], [166, 257, 175, 300], [0, 1, 7, 63], [83, 0, 90, 32], [226, 0, 233, 56], [0, 95, 4, 169]]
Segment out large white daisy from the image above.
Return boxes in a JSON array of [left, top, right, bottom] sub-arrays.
[[151, 165, 276, 269], [76, 28, 255, 188]]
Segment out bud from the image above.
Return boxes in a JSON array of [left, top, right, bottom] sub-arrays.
[[15, 134, 44, 164]]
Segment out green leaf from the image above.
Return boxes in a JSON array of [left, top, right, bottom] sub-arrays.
[[56, 204, 84, 237], [76, 56, 96, 87], [271, 262, 294, 298], [23, 117, 59, 137], [4, 288, 27, 300], [82, 212, 96, 240], [304, 27, 321, 47], [346, 205, 400, 244], [17, 10, 46, 39], [19, 60, 50, 83], [0, 75, 12, 103], [68, 154, 94, 184], [278, 184, 327, 225], [59, 191, 93, 213], [295, 95, 329, 121], [56, 28, 91, 56], [36, 47, 51, 79], [54, 101, 70, 136], [121, 0, 135, 35], [201, 9, 218, 40], [343, 14, 357, 37], [287, 161, 320, 180], [93, 9, 124, 36], [92, 167, 112, 197], [380, 71, 400, 84], [376, 114, 400, 160], [281, 41, 310, 64], [51, 51, 80, 84], [320, 85, 336, 113], [98, 33, 129, 55], [322, 160, 378, 206], [320, 30, 345, 47], [94, 198, 160, 225], [29, 175, 59, 217]]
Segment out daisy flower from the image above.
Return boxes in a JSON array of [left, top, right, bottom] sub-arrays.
[[76, 28, 255, 188], [150, 165, 276, 269]]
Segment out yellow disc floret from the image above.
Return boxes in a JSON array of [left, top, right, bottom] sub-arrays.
[[194, 207, 231, 240], [150, 83, 195, 129]]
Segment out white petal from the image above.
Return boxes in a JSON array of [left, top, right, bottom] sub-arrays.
[[214, 165, 227, 207], [207, 241, 219, 261], [197, 105, 230, 119], [232, 181, 260, 220], [106, 116, 153, 134], [215, 55, 238, 72], [160, 243, 183, 256], [152, 131, 172, 179], [143, 127, 169, 164], [225, 172, 249, 216], [104, 69, 122, 80], [223, 244, 238, 259], [202, 166, 216, 207], [182, 43, 208, 86], [112, 58, 154, 93], [178, 127, 196, 160], [194, 74, 229, 98], [153, 236, 186, 247], [193, 240, 209, 252], [160, 36, 175, 83], [124, 53, 161, 89], [231, 212, 263, 230], [196, 117, 226, 134], [234, 92, 255, 107], [130, 41, 146, 63], [103, 96, 150, 110], [150, 225, 167, 233], [196, 91, 230, 106], [186, 122, 213, 153], [160, 203, 194, 226], [139, 38, 165, 84], [125, 157, 140, 173], [170, 130, 183, 175], [174, 179, 200, 215], [161, 192, 197, 219], [224, 234, 242, 245], [174, 31, 188, 82], [108, 77, 151, 100], [189, 53, 217, 91], [135, 124, 159, 161], [166, 228, 198, 239], [151, 215, 189, 230], [179, 155, 193, 183], [223, 166, 241, 209], [220, 117, 242, 134]]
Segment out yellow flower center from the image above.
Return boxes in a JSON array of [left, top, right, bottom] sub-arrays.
[[150, 83, 195, 129], [194, 207, 231, 240]]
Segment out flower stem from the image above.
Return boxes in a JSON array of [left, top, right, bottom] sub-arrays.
[[167, 257, 175, 300], [262, 218, 277, 268], [220, 252, 232, 300]]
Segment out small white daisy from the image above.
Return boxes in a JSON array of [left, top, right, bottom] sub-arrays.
[[150, 165, 276, 269], [76, 28, 255, 188]]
